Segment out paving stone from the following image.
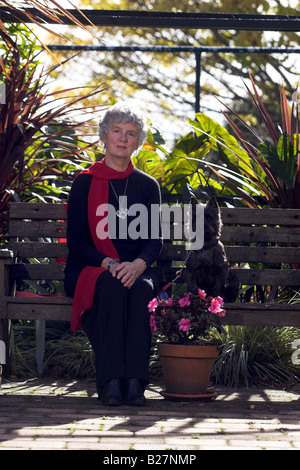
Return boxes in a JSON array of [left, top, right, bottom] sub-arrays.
[[1, 378, 300, 451]]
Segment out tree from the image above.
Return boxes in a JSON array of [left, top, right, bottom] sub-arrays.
[[44, 0, 300, 142]]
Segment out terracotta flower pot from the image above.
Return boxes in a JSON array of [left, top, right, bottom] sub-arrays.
[[158, 343, 219, 399]]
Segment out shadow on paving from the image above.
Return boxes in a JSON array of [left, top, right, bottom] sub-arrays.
[[0, 378, 300, 450], [1, 378, 300, 416]]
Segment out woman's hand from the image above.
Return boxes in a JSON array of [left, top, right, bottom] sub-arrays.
[[113, 258, 147, 288]]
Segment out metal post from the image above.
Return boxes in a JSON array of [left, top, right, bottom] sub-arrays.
[[47, 44, 300, 118], [195, 49, 202, 115]]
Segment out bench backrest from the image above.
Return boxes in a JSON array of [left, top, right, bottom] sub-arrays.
[[6, 202, 300, 296]]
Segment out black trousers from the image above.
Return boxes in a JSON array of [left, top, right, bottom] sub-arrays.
[[81, 268, 159, 397]]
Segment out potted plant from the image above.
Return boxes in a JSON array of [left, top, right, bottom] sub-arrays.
[[148, 289, 226, 399]]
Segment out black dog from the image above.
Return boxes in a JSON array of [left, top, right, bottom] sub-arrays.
[[184, 196, 239, 302]]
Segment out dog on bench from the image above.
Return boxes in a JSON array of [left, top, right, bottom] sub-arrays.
[[184, 196, 239, 302]]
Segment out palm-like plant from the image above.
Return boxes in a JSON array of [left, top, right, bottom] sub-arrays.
[[0, 29, 102, 189], [0, 1, 104, 240], [0, 27, 104, 240], [0, 0, 97, 50], [208, 74, 300, 208]]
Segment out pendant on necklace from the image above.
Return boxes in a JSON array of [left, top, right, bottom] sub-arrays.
[[109, 179, 129, 219], [116, 208, 129, 219]]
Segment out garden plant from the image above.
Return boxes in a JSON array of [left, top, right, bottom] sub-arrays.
[[1, 4, 300, 388]]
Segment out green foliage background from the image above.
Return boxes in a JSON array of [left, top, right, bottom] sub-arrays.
[[1, 2, 300, 386]]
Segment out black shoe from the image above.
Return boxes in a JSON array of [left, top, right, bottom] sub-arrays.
[[124, 378, 146, 406], [101, 378, 123, 406]]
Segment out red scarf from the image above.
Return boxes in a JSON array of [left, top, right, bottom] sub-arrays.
[[71, 158, 134, 331]]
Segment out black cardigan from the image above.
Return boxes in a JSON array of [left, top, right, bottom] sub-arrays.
[[64, 168, 163, 297]]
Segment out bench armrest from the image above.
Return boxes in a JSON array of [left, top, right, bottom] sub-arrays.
[[0, 249, 14, 260], [0, 249, 14, 298]]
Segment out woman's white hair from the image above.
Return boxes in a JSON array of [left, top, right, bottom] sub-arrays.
[[99, 101, 147, 147]]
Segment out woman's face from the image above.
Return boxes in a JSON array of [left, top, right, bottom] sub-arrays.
[[103, 121, 140, 162]]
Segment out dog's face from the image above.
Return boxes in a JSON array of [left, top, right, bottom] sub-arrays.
[[204, 197, 222, 240], [191, 196, 222, 241]]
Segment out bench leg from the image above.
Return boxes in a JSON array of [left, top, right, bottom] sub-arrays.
[[36, 320, 45, 375], [0, 319, 11, 377]]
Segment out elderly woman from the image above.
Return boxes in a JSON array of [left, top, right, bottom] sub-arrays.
[[64, 103, 163, 406]]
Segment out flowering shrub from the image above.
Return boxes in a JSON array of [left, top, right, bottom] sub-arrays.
[[148, 289, 226, 345]]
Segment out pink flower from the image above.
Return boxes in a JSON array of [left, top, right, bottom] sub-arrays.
[[197, 289, 206, 300], [208, 298, 225, 317], [150, 314, 157, 332], [216, 296, 224, 306], [178, 293, 190, 307], [166, 298, 173, 307], [148, 298, 158, 312], [208, 298, 222, 314], [178, 318, 191, 332]]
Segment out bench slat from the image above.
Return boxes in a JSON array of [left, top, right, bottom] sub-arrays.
[[9, 202, 67, 220], [9, 263, 66, 281], [152, 266, 300, 286], [8, 222, 300, 244], [8, 203, 300, 226], [220, 207, 300, 225], [8, 242, 68, 258], [224, 303, 300, 326], [236, 268, 300, 286], [225, 246, 300, 264], [221, 226, 300, 243], [160, 244, 300, 264], [6, 299, 72, 321], [8, 241, 300, 265], [8, 220, 67, 238], [3, 296, 300, 326]]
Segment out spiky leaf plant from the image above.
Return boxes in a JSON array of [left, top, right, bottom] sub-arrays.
[[211, 325, 300, 388], [0, 28, 104, 240], [205, 74, 300, 208], [0, 0, 98, 57]]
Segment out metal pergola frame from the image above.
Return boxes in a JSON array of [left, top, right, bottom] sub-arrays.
[[48, 44, 300, 114], [2, 7, 300, 113], [1, 7, 300, 31]]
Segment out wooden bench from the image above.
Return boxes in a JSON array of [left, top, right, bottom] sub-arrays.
[[1, 202, 300, 370]]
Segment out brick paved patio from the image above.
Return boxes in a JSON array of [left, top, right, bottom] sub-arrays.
[[1, 378, 300, 451]]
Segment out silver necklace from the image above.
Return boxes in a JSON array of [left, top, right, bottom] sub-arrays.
[[109, 177, 129, 219]]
